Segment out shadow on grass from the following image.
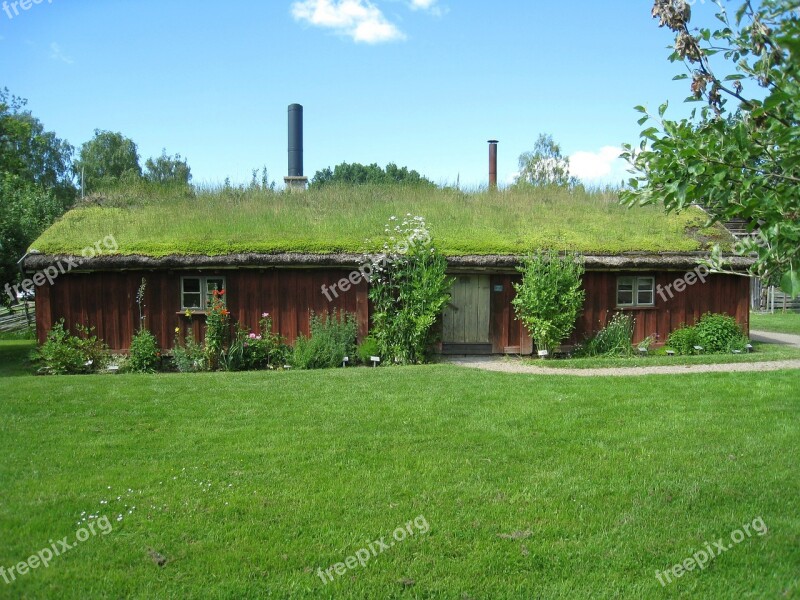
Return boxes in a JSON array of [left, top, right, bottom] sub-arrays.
[[0, 341, 36, 377]]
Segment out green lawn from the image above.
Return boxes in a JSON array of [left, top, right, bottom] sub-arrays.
[[521, 341, 800, 369], [29, 183, 731, 257], [0, 340, 36, 377], [0, 341, 798, 598], [750, 311, 800, 336]]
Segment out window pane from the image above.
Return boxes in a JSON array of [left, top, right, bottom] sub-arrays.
[[183, 278, 200, 293], [637, 277, 654, 305], [206, 278, 225, 294], [617, 277, 634, 305], [183, 293, 202, 309]]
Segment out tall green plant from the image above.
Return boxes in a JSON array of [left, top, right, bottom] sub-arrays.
[[128, 329, 160, 373], [291, 310, 357, 370], [204, 288, 229, 370], [576, 313, 635, 357], [512, 250, 585, 355], [367, 216, 453, 365]]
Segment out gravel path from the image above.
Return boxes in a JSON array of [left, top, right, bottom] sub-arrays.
[[750, 329, 800, 348], [446, 330, 800, 377]]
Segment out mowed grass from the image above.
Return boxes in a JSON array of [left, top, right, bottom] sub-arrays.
[[521, 341, 800, 369], [750, 311, 800, 336], [29, 184, 732, 257], [0, 342, 798, 598]]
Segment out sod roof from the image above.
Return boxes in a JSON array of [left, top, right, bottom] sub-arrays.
[[28, 184, 736, 261]]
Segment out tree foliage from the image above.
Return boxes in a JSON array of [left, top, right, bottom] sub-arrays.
[[74, 130, 142, 192], [512, 250, 585, 355], [0, 174, 66, 302], [144, 149, 192, 185], [622, 0, 800, 296], [0, 88, 75, 202], [0, 89, 76, 303], [310, 162, 435, 188], [515, 134, 578, 188]]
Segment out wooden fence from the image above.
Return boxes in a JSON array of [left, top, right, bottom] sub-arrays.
[[0, 302, 34, 332]]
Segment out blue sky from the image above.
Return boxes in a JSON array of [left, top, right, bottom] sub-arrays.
[[0, 0, 723, 188]]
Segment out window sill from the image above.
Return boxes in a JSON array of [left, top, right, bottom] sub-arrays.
[[616, 305, 658, 311], [177, 310, 208, 316]]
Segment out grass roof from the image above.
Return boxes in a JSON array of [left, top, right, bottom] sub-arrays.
[[29, 183, 733, 257]]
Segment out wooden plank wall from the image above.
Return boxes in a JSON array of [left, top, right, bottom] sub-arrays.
[[489, 275, 532, 354], [34, 268, 750, 354], [573, 271, 750, 346], [488, 271, 750, 352], [36, 269, 369, 351]]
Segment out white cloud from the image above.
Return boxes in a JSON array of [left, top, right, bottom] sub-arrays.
[[49, 42, 74, 64], [410, 0, 435, 9], [291, 0, 406, 44], [569, 146, 627, 184], [409, 0, 446, 17]]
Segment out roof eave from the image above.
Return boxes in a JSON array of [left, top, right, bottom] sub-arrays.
[[21, 251, 757, 274]]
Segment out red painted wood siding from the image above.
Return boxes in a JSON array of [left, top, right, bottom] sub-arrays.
[[35, 268, 750, 354], [36, 269, 369, 351], [488, 271, 750, 352]]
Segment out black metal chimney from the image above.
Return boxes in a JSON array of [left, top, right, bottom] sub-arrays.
[[288, 104, 304, 177]]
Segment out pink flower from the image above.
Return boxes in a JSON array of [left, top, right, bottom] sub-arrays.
[[249, 333, 257, 339], [262, 312, 270, 318]]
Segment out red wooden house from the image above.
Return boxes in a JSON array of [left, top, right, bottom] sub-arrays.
[[23, 249, 752, 355]]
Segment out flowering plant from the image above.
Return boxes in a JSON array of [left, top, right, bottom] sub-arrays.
[[204, 288, 229, 370], [367, 215, 451, 365], [223, 312, 287, 371]]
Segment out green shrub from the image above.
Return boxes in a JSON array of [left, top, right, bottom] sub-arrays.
[[172, 329, 206, 372], [356, 336, 380, 365], [576, 313, 635, 357], [127, 329, 160, 373], [512, 250, 585, 356], [694, 313, 748, 353], [368, 216, 453, 365], [666, 313, 748, 355], [666, 324, 700, 355], [35, 319, 108, 374], [291, 310, 357, 370]]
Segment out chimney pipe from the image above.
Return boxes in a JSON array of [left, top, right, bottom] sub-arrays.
[[288, 104, 304, 177], [285, 103, 308, 191], [488, 140, 498, 190]]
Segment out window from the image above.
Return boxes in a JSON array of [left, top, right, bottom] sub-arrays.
[[181, 276, 226, 310], [617, 276, 655, 307]]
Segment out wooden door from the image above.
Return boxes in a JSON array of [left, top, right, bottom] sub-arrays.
[[442, 275, 491, 353]]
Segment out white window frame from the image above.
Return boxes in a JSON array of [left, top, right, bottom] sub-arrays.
[[181, 275, 226, 311], [617, 275, 655, 308]]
